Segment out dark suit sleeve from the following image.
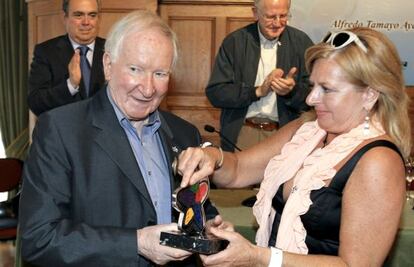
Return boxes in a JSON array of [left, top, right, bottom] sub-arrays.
[[277, 32, 314, 115], [206, 35, 260, 109], [28, 43, 81, 116], [163, 111, 220, 221], [19, 114, 138, 267]]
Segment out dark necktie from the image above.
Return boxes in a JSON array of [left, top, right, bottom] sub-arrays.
[[79, 46, 91, 96]]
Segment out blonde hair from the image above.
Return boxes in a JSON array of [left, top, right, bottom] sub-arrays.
[[104, 10, 179, 69], [305, 27, 411, 157]]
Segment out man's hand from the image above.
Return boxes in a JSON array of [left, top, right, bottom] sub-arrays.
[[137, 223, 192, 265], [256, 68, 284, 98], [68, 49, 82, 88], [269, 67, 297, 96]]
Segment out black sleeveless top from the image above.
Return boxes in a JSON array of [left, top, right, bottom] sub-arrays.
[[268, 140, 403, 255]]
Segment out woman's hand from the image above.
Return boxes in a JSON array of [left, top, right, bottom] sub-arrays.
[[200, 227, 270, 267], [178, 146, 220, 187], [205, 215, 234, 239]]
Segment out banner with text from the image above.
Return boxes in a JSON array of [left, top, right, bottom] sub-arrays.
[[290, 1, 414, 85]]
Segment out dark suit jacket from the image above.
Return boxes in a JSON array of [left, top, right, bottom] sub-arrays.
[[19, 88, 218, 267], [28, 34, 106, 116], [206, 23, 313, 151]]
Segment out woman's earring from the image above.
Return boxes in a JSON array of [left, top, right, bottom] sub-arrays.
[[363, 109, 370, 135]]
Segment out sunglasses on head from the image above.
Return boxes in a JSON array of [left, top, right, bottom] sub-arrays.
[[322, 30, 368, 53]]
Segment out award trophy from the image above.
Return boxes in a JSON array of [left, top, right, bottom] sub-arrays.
[[160, 180, 228, 254]]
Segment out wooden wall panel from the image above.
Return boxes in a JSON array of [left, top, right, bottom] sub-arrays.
[[101, 0, 157, 11], [99, 12, 132, 37], [226, 17, 254, 35], [169, 17, 214, 95], [160, 2, 254, 142], [36, 14, 65, 43]]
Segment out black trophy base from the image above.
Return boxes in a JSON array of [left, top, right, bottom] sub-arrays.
[[160, 231, 229, 255]]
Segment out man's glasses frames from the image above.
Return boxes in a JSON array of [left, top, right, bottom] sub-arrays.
[[258, 10, 291, 23]]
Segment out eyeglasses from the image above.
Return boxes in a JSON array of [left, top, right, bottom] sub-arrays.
[[322, 31, 368, 53], [259, 11, 291, 23]]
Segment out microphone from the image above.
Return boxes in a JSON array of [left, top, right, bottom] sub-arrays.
[[204, 125, 242, 151], [204, 124, 256, 207]]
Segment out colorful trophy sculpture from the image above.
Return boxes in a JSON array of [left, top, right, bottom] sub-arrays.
[[160, 180, 228, 254]]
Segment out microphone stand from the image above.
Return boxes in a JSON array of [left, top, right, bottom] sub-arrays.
[[204, 124, 256, 207], [204, 125, 242, 151]]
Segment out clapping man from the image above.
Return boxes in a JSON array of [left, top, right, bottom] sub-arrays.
[[28, 0, 105, 116], [206, 0, 313, 151]]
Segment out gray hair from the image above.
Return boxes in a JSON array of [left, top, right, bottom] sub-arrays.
[[104, 10, 179, 69], [254, 0, 291, 9], [62, 0, 101, 16]]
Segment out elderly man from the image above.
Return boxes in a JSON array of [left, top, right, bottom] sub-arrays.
[[20, 10, 223, 266], [206, 0, 313, 151], [28, 0, 105, 116]]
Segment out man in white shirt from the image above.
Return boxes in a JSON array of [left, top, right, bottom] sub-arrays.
[[206, 0, 313, 151]]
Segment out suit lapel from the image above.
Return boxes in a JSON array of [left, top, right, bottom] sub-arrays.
[[57, 35, 74, 62], [57, 35, 76, 78], [277, 27, 291, 70], [246, 24, 261, 87], [90, 89, 153, 206], [158, 113, 182, 191], [90, 37, 105, 95]]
